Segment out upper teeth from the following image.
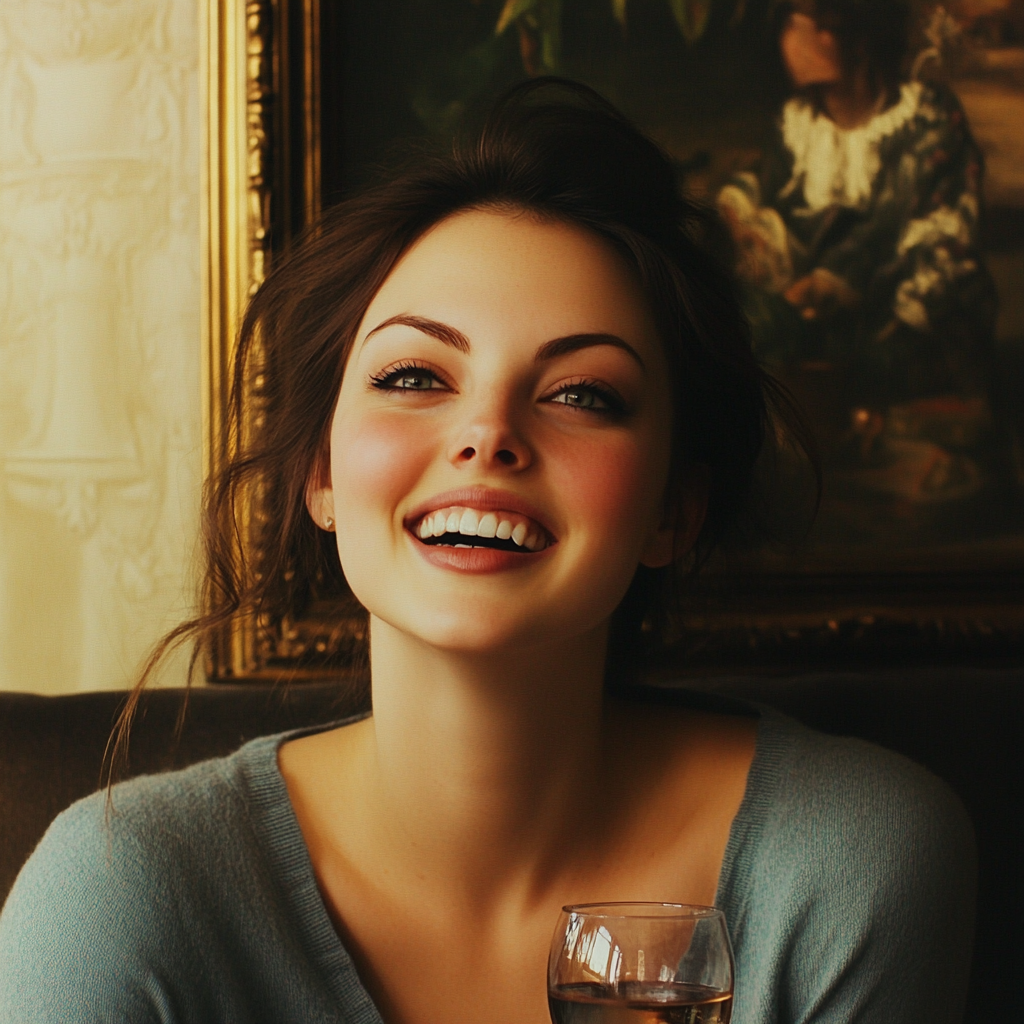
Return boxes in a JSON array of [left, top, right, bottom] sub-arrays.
[[416, 506, 548, 551]]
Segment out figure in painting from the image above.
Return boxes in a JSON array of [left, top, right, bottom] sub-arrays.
[[718, 0, 999, 517]]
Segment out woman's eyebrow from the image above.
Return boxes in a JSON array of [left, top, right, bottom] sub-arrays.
[[536, 333, 646, 370], [363, 314, 471, 352], [363, 317, 644, 370]]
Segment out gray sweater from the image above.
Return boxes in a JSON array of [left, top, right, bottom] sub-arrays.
[[0, 705, 976, 1023]]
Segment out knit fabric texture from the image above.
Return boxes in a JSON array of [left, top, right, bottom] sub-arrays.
[[0, 704, 976, 1023]]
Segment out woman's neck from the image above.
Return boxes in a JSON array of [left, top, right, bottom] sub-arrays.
[[363, 615, 610, 906]]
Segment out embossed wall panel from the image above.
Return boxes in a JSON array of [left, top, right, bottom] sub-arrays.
[[0, 0, 201, 693]]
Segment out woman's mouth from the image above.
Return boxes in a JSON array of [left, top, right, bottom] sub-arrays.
[[412, 506, 553, 553]]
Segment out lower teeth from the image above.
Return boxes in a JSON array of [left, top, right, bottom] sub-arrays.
[[424, 532, 534, 552]]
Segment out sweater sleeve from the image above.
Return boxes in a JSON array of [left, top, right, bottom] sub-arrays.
[[0, 740, 362, 1024], [720, 716, 977, 1024], [0, 792, 180, 1023]]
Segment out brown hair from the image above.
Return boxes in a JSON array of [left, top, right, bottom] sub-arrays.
[[108, 78, 813, 777]]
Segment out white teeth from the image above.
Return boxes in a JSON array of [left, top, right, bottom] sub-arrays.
[[417, 506, 550, 550], [476, 512, 498, 538], [454, 543, 471, 548]]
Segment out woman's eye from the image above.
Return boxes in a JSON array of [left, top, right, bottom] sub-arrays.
[[552, 388, 605, 409], [392, 372, 438, 390], [370, 365, 447, 391], [548, 382, 624, 413]]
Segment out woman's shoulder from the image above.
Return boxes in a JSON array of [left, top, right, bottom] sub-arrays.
[[1, 739, 265, 898], [31, 715, 357, 869], [41, 732, 277, 864], [0, 734, 288, 1021], [618, 686, 973, 864], [722, 706, 977, 1024], [748, 706, 975, 867], [15, 739, 257, 869]]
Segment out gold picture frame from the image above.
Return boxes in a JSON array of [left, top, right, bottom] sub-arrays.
[[203, 0, 364, 681], [201, 0, 270, 679], [201, 0, 1024, 681], [202, 0, 323, 679]]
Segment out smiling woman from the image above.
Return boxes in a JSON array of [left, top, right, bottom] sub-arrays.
[[175, 77, 788, 700], [0, 80, 975, 1024], [308, 209, 679, 656]]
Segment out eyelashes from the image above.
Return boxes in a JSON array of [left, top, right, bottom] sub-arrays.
[[368, 361, 450, 392], [368, 362, 628, 416], [547, 378, 627, 415], [548, 378, 626, 413]]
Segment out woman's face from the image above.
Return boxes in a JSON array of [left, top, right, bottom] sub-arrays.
[[781, 11, 843, 88], [310, 208, 686, 654]]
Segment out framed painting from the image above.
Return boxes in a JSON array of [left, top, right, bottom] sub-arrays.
[[202, 0, 1024, 680]]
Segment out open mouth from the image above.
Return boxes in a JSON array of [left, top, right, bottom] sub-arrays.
[[412, 506, 553, 553]]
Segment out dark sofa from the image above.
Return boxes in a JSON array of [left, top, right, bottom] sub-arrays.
[[2, 668, 1021, 1018]]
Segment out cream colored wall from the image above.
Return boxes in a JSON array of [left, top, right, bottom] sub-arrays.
[[0, 0, 201, 694]]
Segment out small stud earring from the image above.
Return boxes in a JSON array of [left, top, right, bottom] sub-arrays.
[[325, 517, 334, 530]]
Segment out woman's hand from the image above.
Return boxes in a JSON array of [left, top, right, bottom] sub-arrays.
[[784, 268, 860, 319]]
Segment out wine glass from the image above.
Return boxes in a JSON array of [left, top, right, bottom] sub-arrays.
[[547, 903, 734, 1024]]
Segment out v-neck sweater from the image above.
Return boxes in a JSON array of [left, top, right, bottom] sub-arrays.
[[0, 701, 975, 1024]]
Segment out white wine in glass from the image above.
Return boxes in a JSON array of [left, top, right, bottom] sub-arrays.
[[548, 903, 733, 1024]]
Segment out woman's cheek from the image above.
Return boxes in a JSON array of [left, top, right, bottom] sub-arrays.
[[331, 409, 436, 521], [552, 430, 663, 545]]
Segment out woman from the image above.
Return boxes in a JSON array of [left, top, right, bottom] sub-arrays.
[[0, 81, 974, 1023], [718, 0, 996, 412]]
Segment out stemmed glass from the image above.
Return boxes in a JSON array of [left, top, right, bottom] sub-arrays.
[[547, 903, 734, 1023]]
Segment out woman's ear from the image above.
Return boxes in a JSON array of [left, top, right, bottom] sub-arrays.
[[639, 464, 710, 568], [305, 450, 336, 531]]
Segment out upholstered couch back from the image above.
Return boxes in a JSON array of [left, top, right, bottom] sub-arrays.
[[2, 668, 1020, 1019]]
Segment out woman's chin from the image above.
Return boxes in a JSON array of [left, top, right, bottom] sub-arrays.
[[368, 606, 569, 659]]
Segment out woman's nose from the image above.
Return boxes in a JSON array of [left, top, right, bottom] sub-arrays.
[[449, 403, 533, 471]]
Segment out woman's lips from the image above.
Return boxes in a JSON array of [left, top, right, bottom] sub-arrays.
[[403, 490, 557, 572], [405, 504, 555, 573], [410, 538, 552, 574]]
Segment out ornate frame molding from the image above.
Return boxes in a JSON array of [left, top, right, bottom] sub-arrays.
[[202, 0, 329, 680], [201, 0, 273, 679]]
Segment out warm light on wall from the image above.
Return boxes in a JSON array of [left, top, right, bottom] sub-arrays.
[[0, 0, 201, 693]]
